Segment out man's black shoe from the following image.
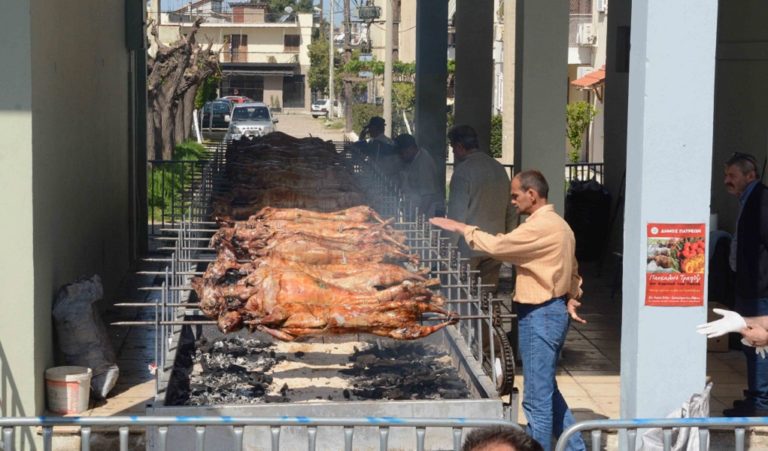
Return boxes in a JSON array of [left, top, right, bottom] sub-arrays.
[[723, 406, 768, 417]]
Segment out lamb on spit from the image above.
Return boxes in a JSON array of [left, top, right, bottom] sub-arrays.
[[194, 206, 455, 341], [192, 259, 452, 340]]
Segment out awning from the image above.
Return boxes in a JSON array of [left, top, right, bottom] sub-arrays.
[[571, 65, 605, 101], [571, 65, 605, 88], [221, 62, 299, 77]]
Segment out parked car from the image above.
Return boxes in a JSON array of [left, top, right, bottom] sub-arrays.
[[225, 102, 278, 140], [222, 95, 255, 104], [311, 98, 341, 118], [201, 100, 233, 129]]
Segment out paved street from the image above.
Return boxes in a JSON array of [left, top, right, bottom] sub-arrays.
[[273, 110, 347, 142]]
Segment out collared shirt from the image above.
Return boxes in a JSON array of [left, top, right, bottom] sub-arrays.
[[730, 179, 761, 271], [463, 204, 583, 304], [399, 148, 444, 217], [447, 151, 515, 258]]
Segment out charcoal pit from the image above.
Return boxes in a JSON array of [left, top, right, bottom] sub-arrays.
[[148, 323, 503, 450], [166, 329, 471, 407]]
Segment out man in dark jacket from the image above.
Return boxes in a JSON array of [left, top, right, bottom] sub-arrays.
[[723, 151, 768, 417]]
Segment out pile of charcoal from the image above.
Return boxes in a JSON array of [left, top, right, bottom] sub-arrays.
[[341, 343, 470, 400], [185, 336, 284, 405]]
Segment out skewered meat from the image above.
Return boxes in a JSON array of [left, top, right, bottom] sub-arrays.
[[250, 206, 386, 224], [197, 132, 453, 342], [192, 265, 453, 340]]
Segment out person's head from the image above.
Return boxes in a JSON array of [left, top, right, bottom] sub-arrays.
[[366, 116, 386, 137], [724, 152, 759, 196], [510, 170, 549, 215], [462, 426, 543, 451], [448, 125, 479, 162], [394, 133, 419, 162]]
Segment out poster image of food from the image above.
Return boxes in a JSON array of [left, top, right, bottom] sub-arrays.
[[645, 223, 706, 307]]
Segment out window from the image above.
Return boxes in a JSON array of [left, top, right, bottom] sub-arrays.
[[211, 0, 222, 13], [223, 34, 248, 63], [284, 34, 300, 53]]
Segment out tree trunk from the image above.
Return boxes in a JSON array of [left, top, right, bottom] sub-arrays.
[[146, 18, 222, 160]]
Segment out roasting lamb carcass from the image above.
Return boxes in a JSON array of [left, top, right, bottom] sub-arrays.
[[192, 266, 455, 340]]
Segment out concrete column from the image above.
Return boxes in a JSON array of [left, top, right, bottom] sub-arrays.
[[414, 0, 448, 197], [500, 0, 515, 167], [620, 0, 717, 419], [454, 0, 494, 151], [513, 0, 568, 212], [603, 0, 631, 253]]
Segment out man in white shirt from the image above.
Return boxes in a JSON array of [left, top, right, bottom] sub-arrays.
[[446, 125, 515, 290]]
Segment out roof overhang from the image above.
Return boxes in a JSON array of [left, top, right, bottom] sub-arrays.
[[221, 63, 299, 77], [571, 65, 605, 101]]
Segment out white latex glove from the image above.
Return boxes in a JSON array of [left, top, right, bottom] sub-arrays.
[[741, 338, 768, 359], [696, 308, 747, 338]]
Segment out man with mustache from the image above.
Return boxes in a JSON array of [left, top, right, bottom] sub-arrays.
[[721, 152, 768, 416], [431, 170, 586, 451]]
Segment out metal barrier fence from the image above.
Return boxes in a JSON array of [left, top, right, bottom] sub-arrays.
[[555, 417, 768, 451], [0, 416, 520, 451]]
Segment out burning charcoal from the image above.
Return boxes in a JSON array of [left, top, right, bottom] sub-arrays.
[[227, 364, 248, 373]]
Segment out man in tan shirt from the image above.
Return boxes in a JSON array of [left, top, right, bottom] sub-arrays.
[[431, 170, 586, 451]]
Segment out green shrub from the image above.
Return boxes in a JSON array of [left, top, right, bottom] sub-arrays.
[[351, 103, 383, 135], [148, 140, 209, 220], [489, 114, 503, 158], [173, 140, 208, 161], [566, 101, 598, 163]]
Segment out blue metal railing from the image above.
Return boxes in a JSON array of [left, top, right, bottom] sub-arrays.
[[555, 416, 768, 451], [0, 416, 521, 451]]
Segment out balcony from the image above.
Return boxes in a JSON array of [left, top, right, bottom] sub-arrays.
[[220, 51, 300, 65], [163, 10, 298, 26]]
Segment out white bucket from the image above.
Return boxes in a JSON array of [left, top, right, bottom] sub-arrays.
[[45, 366, 92, 414]]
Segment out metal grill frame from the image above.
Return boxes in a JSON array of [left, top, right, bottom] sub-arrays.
[[120, 138, 514, 406]]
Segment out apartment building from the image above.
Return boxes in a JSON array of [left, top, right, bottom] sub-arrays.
[[151, 0, 313, 109]]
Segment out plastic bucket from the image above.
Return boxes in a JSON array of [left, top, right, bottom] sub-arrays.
[[45, 366, 92, 414]]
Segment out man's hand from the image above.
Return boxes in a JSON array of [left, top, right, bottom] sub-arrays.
[[429, 217, 468, 234], [742, 325, 768, 347], [741, 337, 768, 358], [696, 308, 748, 338], [567, 298, 587, 324], [359, 126, 369, 140]]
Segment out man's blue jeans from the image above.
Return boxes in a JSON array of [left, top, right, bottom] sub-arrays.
[[517, 297, 585, 451], [739, 297, 768, 410]]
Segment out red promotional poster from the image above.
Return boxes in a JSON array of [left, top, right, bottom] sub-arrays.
[[645, 223, 706, 307]]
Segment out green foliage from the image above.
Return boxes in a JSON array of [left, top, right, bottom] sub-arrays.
[[352, 104, 383, 134], [565, 101, 598, 163], [173, 140, 208, 160], [194, 74, 221, 109], [489, 114, 503, 158], [391, 82, 415, 136], [148, 140, 209, 219], [308, 36, 330, 93]]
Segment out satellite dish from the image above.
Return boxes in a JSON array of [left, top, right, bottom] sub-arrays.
[[284, 6, 294, 13]]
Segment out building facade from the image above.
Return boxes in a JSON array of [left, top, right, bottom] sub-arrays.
[[152, 0, 313, 110]]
